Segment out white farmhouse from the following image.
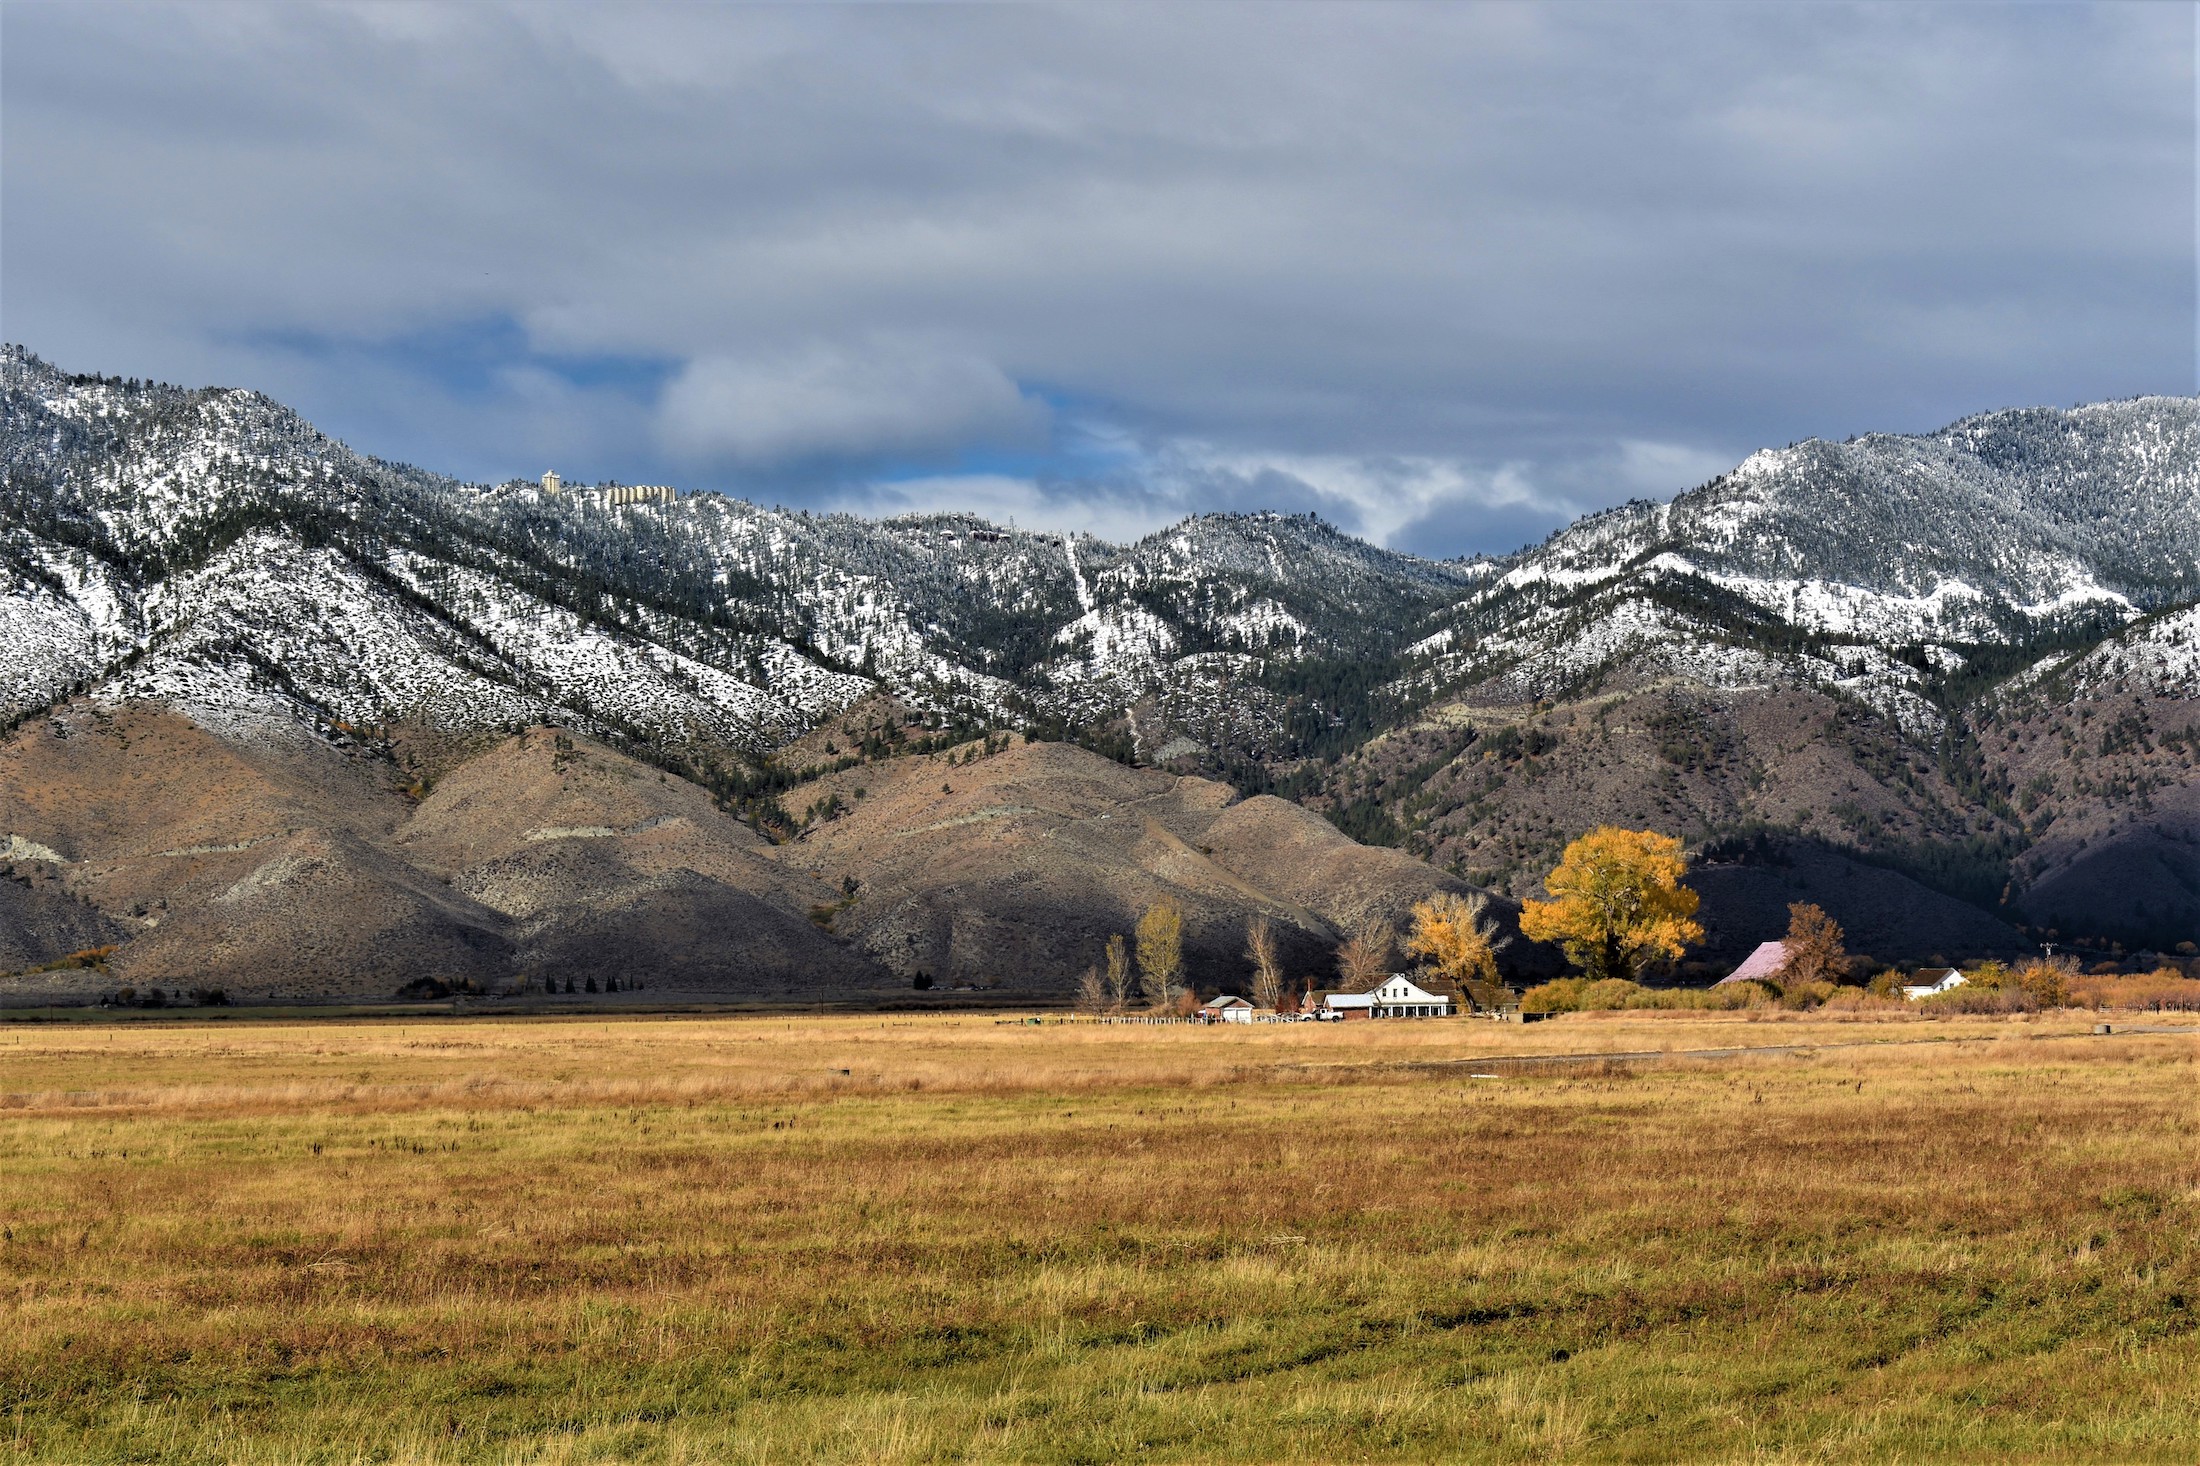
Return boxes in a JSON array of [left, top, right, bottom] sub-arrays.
[[1373, 976, 1452, 1016], [1901, 969, 1967, 1000], [1324, 977, 1452, 1019]]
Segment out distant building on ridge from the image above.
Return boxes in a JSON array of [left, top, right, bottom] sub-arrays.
[[601, 484, 676, 507], [535, 472, 675, 508]]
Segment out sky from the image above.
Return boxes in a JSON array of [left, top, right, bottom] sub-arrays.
[[3, 1, 2194, 558]]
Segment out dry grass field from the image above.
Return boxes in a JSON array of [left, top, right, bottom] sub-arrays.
[[2, 1008, 2196, 1463]]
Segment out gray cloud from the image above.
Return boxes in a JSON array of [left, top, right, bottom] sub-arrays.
[[658, 341, 1046, 466], [828, 431, 1741, 556], [2, 1, 2191, 555]]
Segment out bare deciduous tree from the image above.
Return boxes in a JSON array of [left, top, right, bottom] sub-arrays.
[[1104, 933, 1132, 1012], [1075, 964, 1108, 1015], [1245, 915, 1284, 1010], [1335, 919, 1395, 992]]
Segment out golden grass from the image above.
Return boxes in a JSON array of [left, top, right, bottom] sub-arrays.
[[2, 1009, 2196, 1463]]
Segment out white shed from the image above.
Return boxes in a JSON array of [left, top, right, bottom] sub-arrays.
[[1201, 995, 1257, 1024]]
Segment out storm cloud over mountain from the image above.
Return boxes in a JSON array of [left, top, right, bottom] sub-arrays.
[[3, 2, 2192, 555]]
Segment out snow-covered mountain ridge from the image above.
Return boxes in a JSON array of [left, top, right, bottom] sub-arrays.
[[7, 345, 2198, 773], [1410, 395, 2199, 721], [0, 345, 1474, 773]]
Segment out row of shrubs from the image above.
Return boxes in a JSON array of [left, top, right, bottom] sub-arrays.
[[100, 987, 228, 1008], [1521, 978, 1768, 1014], [1914, 962, 2200, 1015], [394, 977, 649, 998], [1523, 960, 2200, 1015]]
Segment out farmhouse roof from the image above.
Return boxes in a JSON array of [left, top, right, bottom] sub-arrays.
[[1201, 995, 1254, 1010], [1901, 970, 1967, 997], [1715, 940, 1792, 986]]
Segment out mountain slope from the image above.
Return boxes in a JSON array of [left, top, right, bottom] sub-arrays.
[[776, 735, 1557, 993], [0, 702, 1564, 1002], [6, 343, 2198, 969], [1278, 400, 2199, 958]]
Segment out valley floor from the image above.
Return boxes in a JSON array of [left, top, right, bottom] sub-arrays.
[[2, 1011, 2196, 1463]]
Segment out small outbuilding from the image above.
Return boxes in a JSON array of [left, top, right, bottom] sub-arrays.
[[1715, 940, 1791, 987], [1200, 995, 1257, 1024], [1901, 969, 1966, 1000]]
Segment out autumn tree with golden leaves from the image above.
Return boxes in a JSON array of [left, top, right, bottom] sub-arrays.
[[1519, 827, 1703, 982], [1136, 901, 1185, 1007], [1405, 890, 1508, 1007]]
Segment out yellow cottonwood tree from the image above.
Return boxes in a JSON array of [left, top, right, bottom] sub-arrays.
[[1136, 901, 1185, 1007], [1520, 827, 1703, 982], [1405, 891, 1505, 1002]]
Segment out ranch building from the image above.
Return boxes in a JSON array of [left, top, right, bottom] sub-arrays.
[[1323, 978, 1452, 1019]]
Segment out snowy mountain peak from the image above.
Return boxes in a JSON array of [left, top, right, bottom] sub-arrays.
[[6, 347, 2197, 804]]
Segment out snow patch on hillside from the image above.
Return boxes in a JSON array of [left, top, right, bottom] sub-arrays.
[[2066, 605, 2200, 697]]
